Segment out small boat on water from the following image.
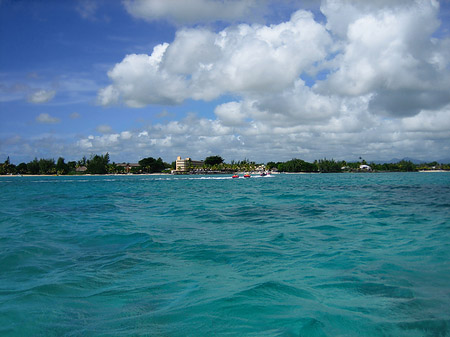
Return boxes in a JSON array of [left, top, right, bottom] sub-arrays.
[[232, 174, 239, 178], [244, 174, 251, 178], [260, 172, 267, 176]]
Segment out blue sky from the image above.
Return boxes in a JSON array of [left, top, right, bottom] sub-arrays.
[[1, 0, 450, 164]]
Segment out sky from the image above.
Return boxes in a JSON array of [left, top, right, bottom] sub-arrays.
[[1, 0, 450, 164]]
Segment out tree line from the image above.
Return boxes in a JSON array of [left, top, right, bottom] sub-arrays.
[[0, 154, 170, 175], [267, 158, 450, 173], [180, 156, 450, 173], [201, 156, 450, 173], [0, 154, 449, 175]]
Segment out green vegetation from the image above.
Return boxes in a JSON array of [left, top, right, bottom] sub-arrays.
[[138, 157, 167, 173], [198, 158, 257, 173], [87, 153, 110, 174], [283, 159, 317, 172], [204, 155, 224, 166], [0, 157, 76, 175], [368, 160, 417, 172], [316, 159, 342, 173], [0, 153, 170, 175], [1, 154, 449, 176]]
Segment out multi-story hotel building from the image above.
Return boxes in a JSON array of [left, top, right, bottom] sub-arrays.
[[175, 156, 204, 172]]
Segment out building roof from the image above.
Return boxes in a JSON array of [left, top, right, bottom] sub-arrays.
[[116, 163, 140, 167]]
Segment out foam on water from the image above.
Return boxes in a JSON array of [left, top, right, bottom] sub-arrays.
[[0, 173, 449, 336]]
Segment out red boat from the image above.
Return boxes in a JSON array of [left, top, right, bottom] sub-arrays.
[[243, 174, 251, 178], [232, 174, 239, 178]]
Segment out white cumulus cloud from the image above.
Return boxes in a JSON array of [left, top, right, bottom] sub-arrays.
[[214, 101, 248, 126], [28, 90, 56, 104], [98, 10, 331, 107], [318, 0, 450, 116]]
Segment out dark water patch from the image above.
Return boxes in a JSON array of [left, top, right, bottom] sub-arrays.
[[269, 232, 300, 244], [94, 255, 148, 274], [310, 250, 341, 260], [220, 205, 278, 223], [236, 281, 316, 301], [317, 281, 414, 299], [398, 319, 450, 337], [275, 192, 305, 201], [24, 282, 80, 298], [368, 209, 394, 219], [0, 243, 62, 271], [295, 318, 327, 337], [270, 232, 285, 241], [394, 297, 448, 318], [357, 282, 414, 299], [294, 204, 327, 217], [78, 232, 157, 250], [180, 247, 234, 265], [308, 224, 343, 231]]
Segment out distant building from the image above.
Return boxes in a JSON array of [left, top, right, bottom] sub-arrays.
[[255, 165, 266, 172], [360, 164, 372, 171], [76, 166, 87, 172], [175, 156, 204, 172], [117, 163, 140, 173]]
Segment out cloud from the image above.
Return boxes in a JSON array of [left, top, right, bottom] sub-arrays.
[[76, 0, 99, 20], [123, 0, 260, 25], [27, 0, 436, 164], [36, 113, 60, 124], [69, 98, 450, 163], [214, 101, 248, 126], [96, 124, 113, 134], [121, 131, 132, 140], [92, 0, 450, 163], [28, 89, 56, 104], [368, 89, 450, 117], [250, 79, 340, 126], [101, 1, 450, 119], [0, 82, 29, 102], [97, 85, 120, 106], [6, 101, 450, 164], [1, 70, 100, 107], [402, 104, 450, 132], [70, 112, 81, 119], [98, 43, 187, 106], [98, 10, 331, 106], [317, 0, 450, 116]]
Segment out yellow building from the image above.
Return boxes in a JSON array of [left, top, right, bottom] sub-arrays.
[[175, 156, 204, 172]]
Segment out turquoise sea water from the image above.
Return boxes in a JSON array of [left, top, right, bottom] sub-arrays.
[[0, 173, 449, 336]]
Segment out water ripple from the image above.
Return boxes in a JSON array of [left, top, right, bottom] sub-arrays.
[[0, 173, 449, 336]]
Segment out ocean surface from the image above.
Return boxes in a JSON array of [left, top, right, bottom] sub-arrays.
[[0, 173, 449, 336]]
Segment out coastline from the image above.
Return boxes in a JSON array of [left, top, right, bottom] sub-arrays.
[[419, 170, 449, 172], [2, 170, 449, 178], [0, 173, 172, 177]]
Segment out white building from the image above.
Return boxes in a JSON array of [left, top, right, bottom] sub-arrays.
[[175, 156, 204, 172]]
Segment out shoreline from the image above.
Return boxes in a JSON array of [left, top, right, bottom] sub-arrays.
[[1, 170, 449, 178], [418, 170, 449, 172], [0, 173, 172, 177]]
